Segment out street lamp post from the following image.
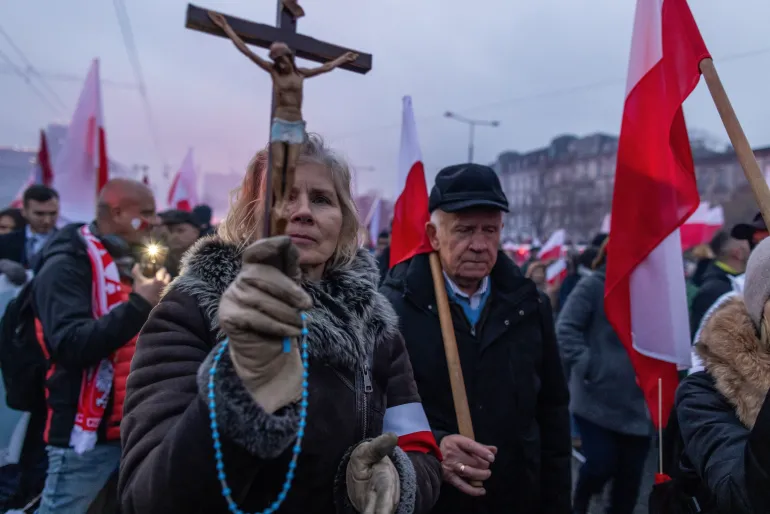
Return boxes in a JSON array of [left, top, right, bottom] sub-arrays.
[[444, 111, 500, 163]]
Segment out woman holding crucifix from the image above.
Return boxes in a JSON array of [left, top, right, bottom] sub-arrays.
[[119, 135, 442, 514]]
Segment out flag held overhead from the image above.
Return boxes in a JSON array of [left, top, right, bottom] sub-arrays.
[[605, 0, 710, 429]]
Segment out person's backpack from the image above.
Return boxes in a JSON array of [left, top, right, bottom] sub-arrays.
[[0, 280, 47, 412]]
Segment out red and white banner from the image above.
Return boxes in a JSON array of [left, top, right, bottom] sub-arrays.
[[52, 59, 108, 223], [538, 229, 566, 261], [167, 148, 198, 212], [605, 0, 709, 428], [680, 202, 724, 250], [10, 130, 54, 208], [546, 258, 568, 285], [390, 96, 432, 268]]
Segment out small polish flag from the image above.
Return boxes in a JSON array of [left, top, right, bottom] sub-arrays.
[[390, 96, 433, 268], [680, 202, 724, 250], [167, 149, 198, 212], [605, 0, 710, 429], [538, 229, 566, 261], [367, 194, 382, 250], [546, 258, 568, 286]]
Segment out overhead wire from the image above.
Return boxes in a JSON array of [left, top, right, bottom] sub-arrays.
[[0, 65, 138, 89], [0, 24, 67, 111], [329, 46, 770, 143], [112, 0, 167, 167], [0, 46, 62, 113]]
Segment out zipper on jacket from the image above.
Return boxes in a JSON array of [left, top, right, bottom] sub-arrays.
[[361, 361, 373, 439], [363, 363, 373, 393]]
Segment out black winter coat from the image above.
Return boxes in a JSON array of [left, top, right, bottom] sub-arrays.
[[119, 238, 442, 514], [689, 262, 738, 337], [380, 252, 572, 514]]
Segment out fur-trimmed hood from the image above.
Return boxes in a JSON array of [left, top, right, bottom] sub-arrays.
[[167, 236, 400, 372], [696, 294, 770, 428]]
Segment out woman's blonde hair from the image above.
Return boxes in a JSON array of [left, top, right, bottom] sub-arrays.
[[219, 133, 361, 271]]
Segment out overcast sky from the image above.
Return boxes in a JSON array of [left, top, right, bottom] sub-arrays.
[[1, 0, 769, 199]]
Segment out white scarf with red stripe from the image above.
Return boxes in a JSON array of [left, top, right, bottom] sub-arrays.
[[70, 225, 123, 454]]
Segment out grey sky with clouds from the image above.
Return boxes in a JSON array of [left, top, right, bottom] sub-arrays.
[[1, 0, 769, 200]]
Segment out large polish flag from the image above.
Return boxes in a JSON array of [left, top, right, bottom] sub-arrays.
[[538, 229, 566, 261], [605, 0, 710, 428], [680, 202, 724, 250], [53, 59, 109, 224], [390, 96, 433, 268], [167, 149, 198, 212]]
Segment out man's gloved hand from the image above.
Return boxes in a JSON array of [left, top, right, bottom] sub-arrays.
[[219, 236, 313, 414], [0, 259, 27, 286], [346, 433, 400, 514]]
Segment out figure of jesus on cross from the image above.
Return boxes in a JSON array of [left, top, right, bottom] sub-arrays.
[[208, 10, 357, 229]]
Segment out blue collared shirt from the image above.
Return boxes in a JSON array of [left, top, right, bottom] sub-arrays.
[[25, 225, 53, 263], [443, 272, 491, 329]]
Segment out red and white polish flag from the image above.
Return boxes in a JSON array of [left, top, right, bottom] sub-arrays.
[[389, 96, 433, 268], [680, 201, 724, 250], [546, 258, 568, 286], [605, 0, 710, 428], [53, 59, 109, 223], [538, 229, 566, 261], [167, 148, 198, 212]]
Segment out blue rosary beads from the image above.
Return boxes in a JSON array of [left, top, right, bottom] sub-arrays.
[[208, 312, 309, 514]]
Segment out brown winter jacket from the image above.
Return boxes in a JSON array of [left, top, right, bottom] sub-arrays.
[[118, 237, 442, 514], [676, 294, 770, 513]]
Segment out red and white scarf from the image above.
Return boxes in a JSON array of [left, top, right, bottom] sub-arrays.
[[70, 225, 125, 454]]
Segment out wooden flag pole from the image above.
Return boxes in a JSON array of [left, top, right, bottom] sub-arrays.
[[428, 252, 482, 487], [700, 58, 770, 221]]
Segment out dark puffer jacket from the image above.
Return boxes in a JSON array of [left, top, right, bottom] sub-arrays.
[[381, 252, 571, 514], [118, 237, 442, 514]]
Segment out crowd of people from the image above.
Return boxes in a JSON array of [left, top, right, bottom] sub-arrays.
[[0, 134, 769, 513]]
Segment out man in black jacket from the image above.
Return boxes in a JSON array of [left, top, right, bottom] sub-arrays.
[[690, 230, 749, 336], [33, 179, 169, 513], [380, 164, 571, 514], [0, 185, 59, 274]]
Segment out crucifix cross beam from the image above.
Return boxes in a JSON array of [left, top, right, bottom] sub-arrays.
[[185, 3, 372, 74]]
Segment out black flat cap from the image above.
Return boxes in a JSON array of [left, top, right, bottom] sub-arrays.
[[428, 163, 509, 213], [160, 209, 199, 228], [731, 212, 768, 241]]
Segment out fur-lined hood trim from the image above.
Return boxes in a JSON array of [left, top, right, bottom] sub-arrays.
[[167, 236, 400, 372], [696, 294, 770, 428]]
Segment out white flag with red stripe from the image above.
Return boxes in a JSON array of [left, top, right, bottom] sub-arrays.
[[167, 149, 198, 212], [390, 96, 433, 268], [546, 258, 568, 286], [52, 59, 109, 223], [538, 229, 566, 261], [680, 202, 724, 250], [605, 0, 710, 428]]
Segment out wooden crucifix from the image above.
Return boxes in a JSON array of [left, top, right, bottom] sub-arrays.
[[185, 1, 372, 236]]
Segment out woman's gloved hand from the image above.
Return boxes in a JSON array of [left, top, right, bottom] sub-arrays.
[[218, 236, 313, 414], [0, 259, 27, 287], [346, 433, 401, 514]]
